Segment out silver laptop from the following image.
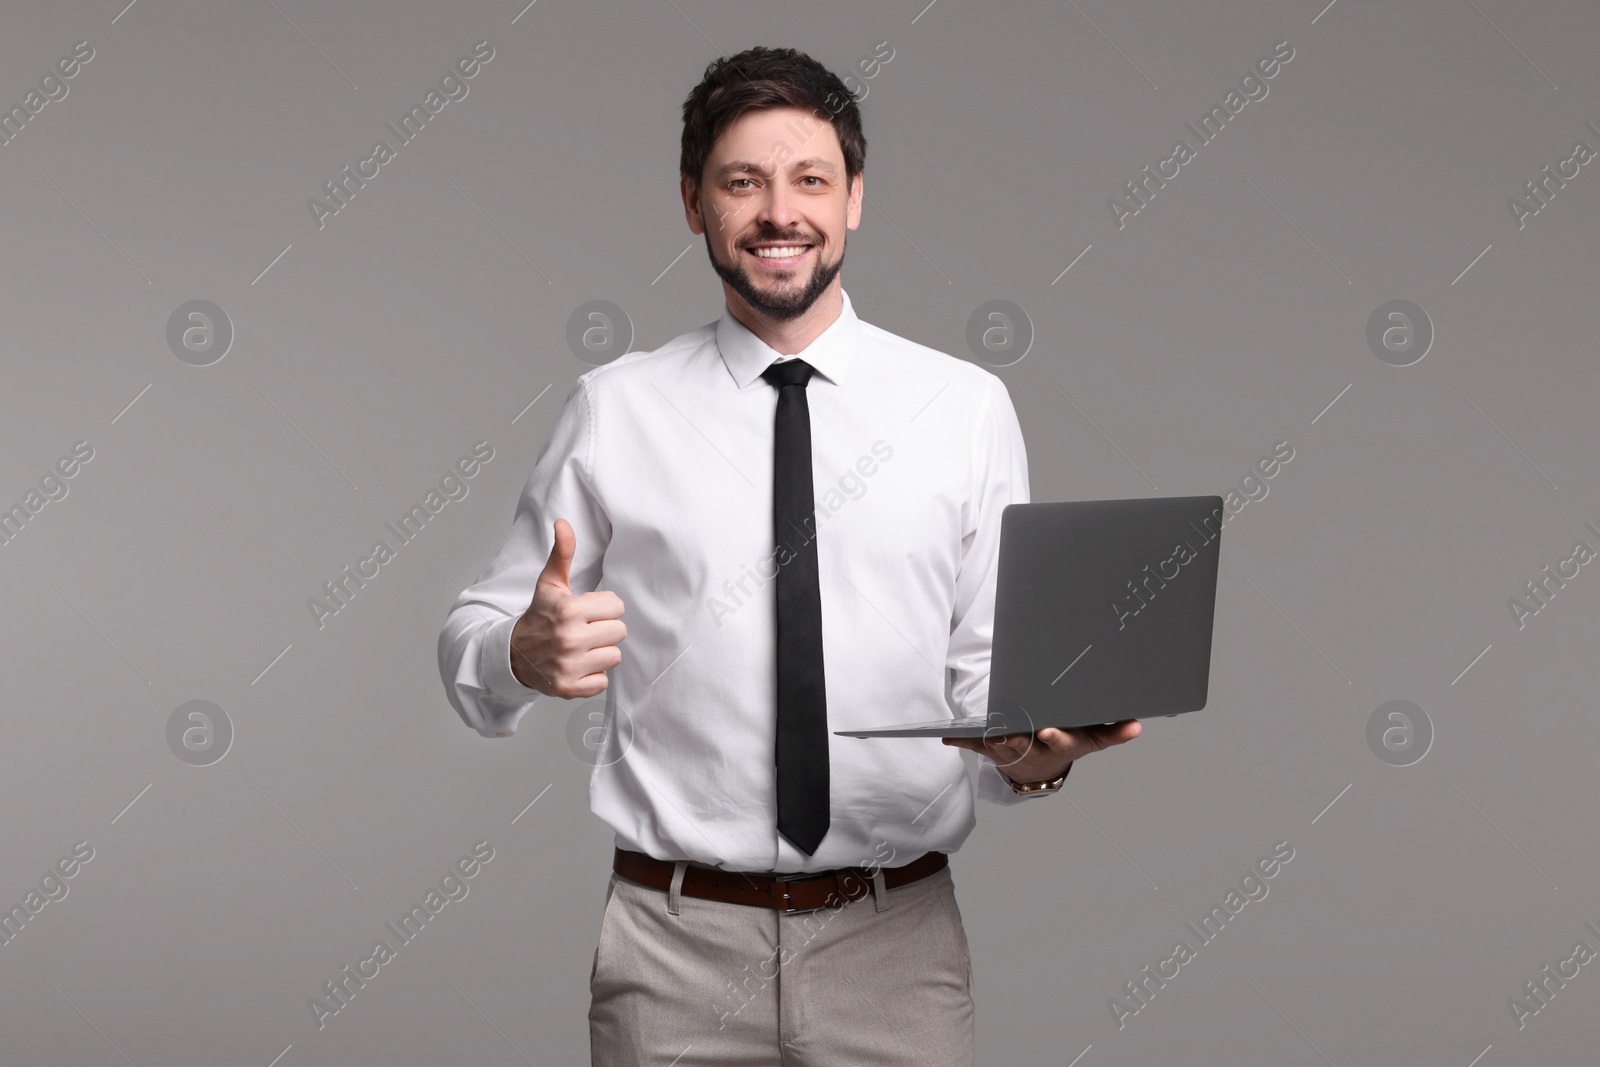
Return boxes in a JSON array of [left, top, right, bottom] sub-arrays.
[[836, 495, 1224, 738]]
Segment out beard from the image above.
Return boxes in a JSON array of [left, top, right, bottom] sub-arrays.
[[705, 231, 845, 322]]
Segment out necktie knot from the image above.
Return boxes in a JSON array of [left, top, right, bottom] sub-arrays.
[[761, 358, 815, 390]]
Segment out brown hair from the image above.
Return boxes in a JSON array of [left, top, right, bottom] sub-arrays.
[[679, 46, 866, 188]]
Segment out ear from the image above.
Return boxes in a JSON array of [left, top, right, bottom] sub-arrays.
[[846, 171, 864, 231], [682, 173, 706, 235]]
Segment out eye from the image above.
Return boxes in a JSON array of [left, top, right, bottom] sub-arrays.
[[800, 176, 823, 187], [729, 178, 756, 190]]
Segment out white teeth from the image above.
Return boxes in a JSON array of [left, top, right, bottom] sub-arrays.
[[752, 246, 808, 258]]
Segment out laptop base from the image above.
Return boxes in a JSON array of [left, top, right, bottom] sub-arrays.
[[836, 717, 1129, 739], [833, 717, 993, 739]]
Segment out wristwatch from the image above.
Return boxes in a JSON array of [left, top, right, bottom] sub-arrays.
[[1004, 765, 1070, 797]]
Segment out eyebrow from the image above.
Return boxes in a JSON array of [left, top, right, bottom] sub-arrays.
[[715, 157, 839, 179]]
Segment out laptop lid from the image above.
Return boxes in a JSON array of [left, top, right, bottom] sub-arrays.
[[986, 495, 1224, 733]]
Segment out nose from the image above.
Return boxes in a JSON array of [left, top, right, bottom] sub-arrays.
[[754, 179, 800, 233]]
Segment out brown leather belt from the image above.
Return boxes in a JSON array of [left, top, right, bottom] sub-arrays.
[[613, 847, 948, 913]]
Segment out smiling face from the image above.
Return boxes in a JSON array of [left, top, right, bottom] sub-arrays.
[[683, 106, 863, 323]]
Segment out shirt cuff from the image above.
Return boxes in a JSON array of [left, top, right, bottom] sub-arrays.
[[978, 758, 1072, 805], [977, 759, 1030, 806], [476, 614, 543, 734]]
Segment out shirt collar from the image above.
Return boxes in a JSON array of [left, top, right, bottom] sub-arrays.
[[716, 288, 860, 390]]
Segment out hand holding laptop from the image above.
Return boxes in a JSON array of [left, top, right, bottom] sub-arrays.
[[943, 719, 1142, 784]]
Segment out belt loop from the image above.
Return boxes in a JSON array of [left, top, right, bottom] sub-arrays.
[[871, 868, 890, 912], [667, 861, 688, 916]]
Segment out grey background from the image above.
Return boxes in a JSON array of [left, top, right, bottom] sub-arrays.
[[1, 0, 1596, 1063]]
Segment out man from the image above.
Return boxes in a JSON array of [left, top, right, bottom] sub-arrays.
[[438, 45, 1140, 1066]]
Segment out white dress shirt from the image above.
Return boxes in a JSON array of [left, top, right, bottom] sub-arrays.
[[438, 287, 1039, 875]]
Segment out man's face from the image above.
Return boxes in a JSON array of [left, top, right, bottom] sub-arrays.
[[683, 106, 863, 322]]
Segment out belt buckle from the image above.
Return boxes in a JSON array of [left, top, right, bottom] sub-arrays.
[[769, 869, 867, 913]]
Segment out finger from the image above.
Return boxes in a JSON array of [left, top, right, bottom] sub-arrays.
[[983, 735, 1032, 767], [993, 732, 1035, 755], [944, 736, 1019, 764], [984, 731, 1033, 743], [1096, 719, 1141, 745], [560, 669, 612, 700], [1035, 727, 1076, 755], [563, 643, 624, 679], [573, 617, 627, 651], [566, 589, 626, 622], [537, 518, 576, 594]]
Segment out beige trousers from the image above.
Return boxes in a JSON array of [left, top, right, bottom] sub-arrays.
[[588, 862, 975, 1066]]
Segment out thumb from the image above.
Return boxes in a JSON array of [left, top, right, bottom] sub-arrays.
[[537, 518, 576, 596]]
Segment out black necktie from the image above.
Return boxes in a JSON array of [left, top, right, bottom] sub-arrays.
[[760, 358, 829, 856]]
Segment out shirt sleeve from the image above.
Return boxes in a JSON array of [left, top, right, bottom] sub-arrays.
[[944, 373, 1058, 806], [437, 377, 610, 738]]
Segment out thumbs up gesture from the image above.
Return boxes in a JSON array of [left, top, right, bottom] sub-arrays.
[[509, 519, 626, 697]]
